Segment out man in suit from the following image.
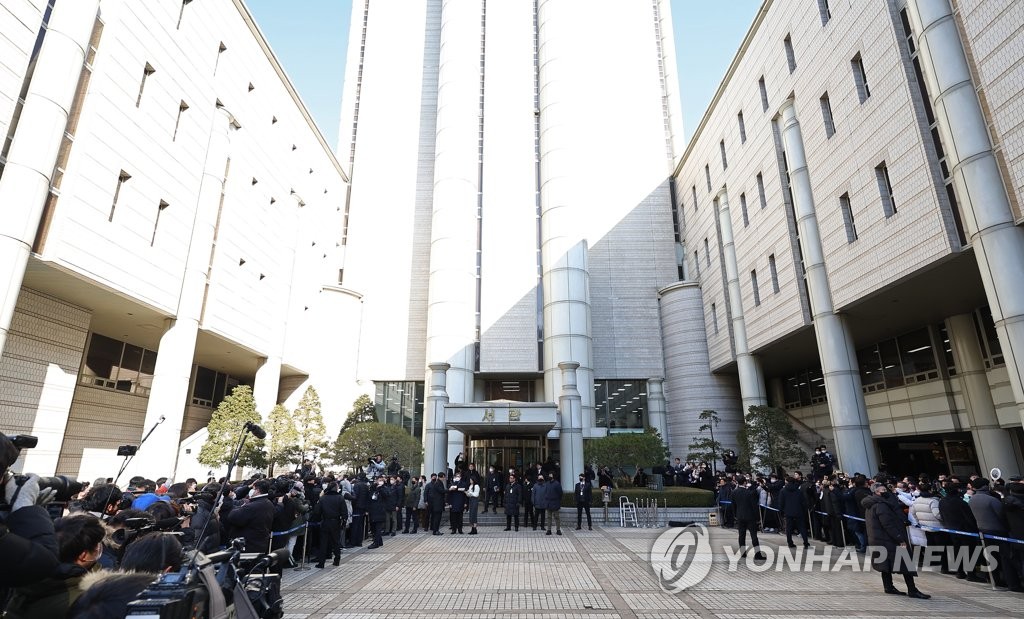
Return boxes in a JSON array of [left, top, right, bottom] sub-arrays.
[[574, 473, 593, 530], [731, 475, 765, 560]]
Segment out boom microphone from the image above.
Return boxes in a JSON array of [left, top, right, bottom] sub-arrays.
[[245, 422, 267, 440]]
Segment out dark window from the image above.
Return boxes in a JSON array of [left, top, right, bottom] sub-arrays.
[[898, 327, 938, 381], [758, 76, 768, 112], [938, 323, 957, 376], [739, 192, 749, 227], [193, 367, 217, 406], [374, 381, 425, 436], [705, 164, 712, 192], [738, 111, 746, 144], [852, 53, 870, 103], [720, 140, 728, 170], [711, 303, 719, 334], [136, 62, 155, 108], [784, 34, 796, 73], [82, 333, 123, 388], [751, 269, 761, 306], [595, 380, 648, 430], [975, 306, 1004, 366], [876, 162, 896, 217], [818, 0, 831, 25], [80, 333, 157, 395], [110, 170, 131, 222], [768, 254, 779, 293], [839, 192, 857, 242], [820, 92, 835, 138], [756, 173, 766, 210]]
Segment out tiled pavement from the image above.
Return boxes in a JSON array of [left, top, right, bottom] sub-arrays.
[[279, 520, 1023, 618]]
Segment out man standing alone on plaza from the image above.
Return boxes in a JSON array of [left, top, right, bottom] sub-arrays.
[[575, 473, 592, 530]]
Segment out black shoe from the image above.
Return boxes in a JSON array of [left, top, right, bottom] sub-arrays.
[[411, 530, 418, 534], [754, 552, 766, 560], [469, 529, 477, 535], [457, 530, 464, 534], [532, 527, 537, 531], [433, 531, 443, 535], [907, 590, 931, 600], [546, 530, 552, 536], [966, 574, 986, 583], [333, 559, 340, 566], [391, 532, 396, 537], [787, 543, 797, 548], [588, 526, 592, 530], [884, 587, 905, 595], [556, 530, 562, 535], [314, 563, 325, 569], [803, 542, 811, 548], [504, 527, 511, 531], [515, 527, 519, 531], [575, 527, 582, 530], [956, 572, 968, 579]]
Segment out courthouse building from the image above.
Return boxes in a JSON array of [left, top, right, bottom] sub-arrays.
[[2, 0, 1023, 487]]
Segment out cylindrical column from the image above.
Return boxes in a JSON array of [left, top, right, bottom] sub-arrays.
[[0, 0, 99, 356], [907, 0, 1024, 429], [423, 362, 451, 477], [658, 282, 742, 459], [133, 106, 234, 478], [717, 188, 767, 414], [646, 378, 668, 442], [558, 361, 584, 491], [947, 314, 1016, 474], [778, 98, 877, 476], [424, 0, 483, 461], [538, 0, 594, 426]]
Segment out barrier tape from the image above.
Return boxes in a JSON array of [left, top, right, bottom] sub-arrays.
[[916, 524, 1024, 545], [270, 521, 321, 537]]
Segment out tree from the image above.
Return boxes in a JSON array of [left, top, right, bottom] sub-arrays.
[[686, 409, 724, 474], [198, 385, 267, 470], [737, 405, 807, 475], [584, 428, 666, 487], [330, 422, 422, 472], [338, 394, 377, 436], [266, 404, 300, 475], [294, 386, 329, 463]]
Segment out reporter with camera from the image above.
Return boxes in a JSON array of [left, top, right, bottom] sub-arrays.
[[366, 454, 386, 481], [225, 478, 275, 552], [0, 435, 61, 589]]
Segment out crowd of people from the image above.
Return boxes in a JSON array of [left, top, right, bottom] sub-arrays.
[[710, 456, 1024, 599]]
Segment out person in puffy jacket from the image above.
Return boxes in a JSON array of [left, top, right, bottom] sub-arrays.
[[541, 472, 563, 535], [531, 475, 547, 531]]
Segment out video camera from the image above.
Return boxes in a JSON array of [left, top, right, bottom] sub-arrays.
[[1, 433, 83, 516], [126, 538, 286, 618]]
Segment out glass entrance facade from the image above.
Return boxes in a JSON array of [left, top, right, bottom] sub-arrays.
[[467, 438, 547, 473]]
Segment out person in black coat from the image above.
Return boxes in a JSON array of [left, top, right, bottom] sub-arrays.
[[503, 474, 523, 531], [938, 484, 984, 581], [225, 479, 275, 552], [486, 467, 503, 514], [366, 477, 390, 549], [541, 472, 563, 535], [312, 482, 349, 567], [730, 476, 765, 559], [778, 477, 809, 548], [862, 483, 930, 599], [574, 473, 593, 530], [447, 472, 469, 534], [425, 474, 447, 535], [0, 478, 59, 587], [347, 477, 369, 548]]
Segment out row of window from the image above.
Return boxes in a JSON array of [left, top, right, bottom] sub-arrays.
[[374, 381, 425, 438], [593, 380, 648, 430]]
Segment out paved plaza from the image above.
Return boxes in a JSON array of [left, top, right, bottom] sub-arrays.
[[279, 520, 1023, 619]]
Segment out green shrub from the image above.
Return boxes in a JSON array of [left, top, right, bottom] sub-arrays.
[[559, 486, 714, 508]]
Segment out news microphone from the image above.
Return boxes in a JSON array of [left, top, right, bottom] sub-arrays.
[[245, 422, 267, 440]]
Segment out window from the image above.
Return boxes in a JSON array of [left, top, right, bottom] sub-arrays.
[[374, 381, 425, 436], [151, 200, 168, 245], [192, 366, 238, 408], [173, 100, 188, 141], [839, 192, 857, 242], [136, 62, 155, 108], [711, 303, 719, 334], [751, 269, 761, 306], [938, 323, 957, 376], [898, 328, 938, 382], [79, 333, 157, 395], [693, 250, 700, 278], [109, 170, 130, 221], [705, 164, 712, 192], [214, 42, 226, 76], [739, 192, 749, 227], [818, 0, 831, 25], [820, 93, 835, 138], [852, 53, 870, 103], [768, 254, 779, 293], [719, 140, 728, 170], [692, 185, 698, 212], [176, 0, 192, 29], [875, 162, 896, 217], [784, 35, 796, 73], [593, 380, 648, 430], [975, 306, 1004, 367], [756, 172, 766, 209], [738, 111, 746, 144], [704, 237, 711, 267], [758, 76, 768, 112]]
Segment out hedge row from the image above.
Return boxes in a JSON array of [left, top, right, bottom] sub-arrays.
[[558, 486, 715, 508]]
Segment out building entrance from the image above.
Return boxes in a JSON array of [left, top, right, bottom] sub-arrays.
[[467, 438, 547, 473], [875, 432, 979, 478]]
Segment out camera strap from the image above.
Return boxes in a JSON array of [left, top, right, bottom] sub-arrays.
[[198, 563, 228, 619]]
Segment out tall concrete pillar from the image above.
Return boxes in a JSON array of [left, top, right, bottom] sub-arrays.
[[253, 356, 282, 417], [132, 106, 235, 478], [0, 0, 99, 357], [558, 361, 584, 491], [646, 378, 668, 442], [716, 188, 767, 414], [778, 98, 877, 476], [907, 0, 1024, 429], [423, 362, 451, 477], [424, 0, 484, 463], [537, 0, 595, 426], [947, 314, 1016, 475]]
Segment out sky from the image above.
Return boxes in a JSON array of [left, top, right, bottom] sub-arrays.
[[246, 0, 762, 153]]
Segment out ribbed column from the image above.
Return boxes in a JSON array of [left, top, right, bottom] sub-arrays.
[[558, 361, 584, 491], [947, 314, 1015, 475], [778, 98, 877, 476], [717, 188, 767, 414], [646, 377, 668, 441], [133, 106, 234, 478], [423, 362, 451, 477], [537, 0, 594, 426], [424, 0, 483, 462], [0, 0, 99, 356], [907, 0, 1024, 429]]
